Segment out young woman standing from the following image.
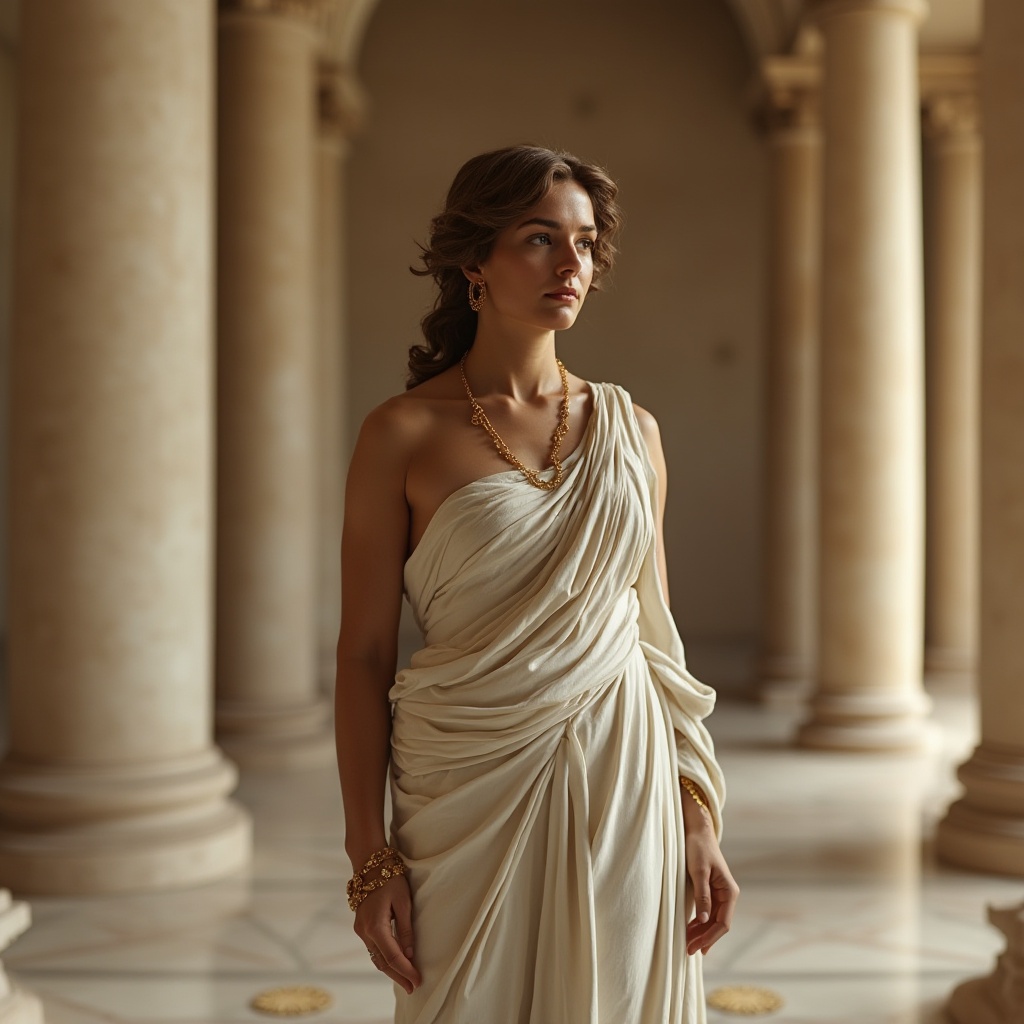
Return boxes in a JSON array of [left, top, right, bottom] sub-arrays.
[[336, 145, 738, 1023]]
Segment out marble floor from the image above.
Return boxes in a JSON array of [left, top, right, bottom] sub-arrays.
[[5, 680, 1021, 1024]]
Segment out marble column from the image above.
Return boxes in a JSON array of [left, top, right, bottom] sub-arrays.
[[936, 0, 1024, 877], [0, 0, 251, 893], [755, 65, 821, 705], [0, 892, 41, 1024], [921, 90, 981, 683], [315, 62, 362, 693], [798, 0, 932, 751], [216, 0, 334, 768]]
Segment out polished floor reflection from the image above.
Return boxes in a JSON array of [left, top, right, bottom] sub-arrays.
[[6, 680, 1020, 1023]]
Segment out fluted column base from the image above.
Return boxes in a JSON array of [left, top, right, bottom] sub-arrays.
[[797, 689, 933, 751], [0, 893, 42, 1024], [947, 903, 1024, 1023], [937, 744, 1024, 876], [217, 697, 334, 770], [0, 751, 251, 894]]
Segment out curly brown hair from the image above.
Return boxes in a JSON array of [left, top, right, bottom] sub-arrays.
[[407, 145, 622, 389]]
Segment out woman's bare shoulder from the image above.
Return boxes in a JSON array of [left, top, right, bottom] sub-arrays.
[[631, 402, 661, 440], [403, 364, 464, 400], [356, 367, 463, 453], [630, 401, 667, 481]]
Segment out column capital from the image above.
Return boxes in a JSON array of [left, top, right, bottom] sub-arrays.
[[920, 55, 980, 143], [317, 60, 366, 141], [756, 56, 821, 135], [218, 0, 334, 33], [808, 0, 929, 27], [922, 92, 979, 141]]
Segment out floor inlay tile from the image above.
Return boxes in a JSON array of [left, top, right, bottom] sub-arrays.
[[707, 985, 784, 1015], [250, 986, 333, 1017]]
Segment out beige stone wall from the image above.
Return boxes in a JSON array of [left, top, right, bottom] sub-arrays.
[[0, 20, 14, 677], [346, 0, 767, 688]]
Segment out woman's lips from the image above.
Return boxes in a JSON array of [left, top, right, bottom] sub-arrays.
[[546, 290, 578, 301]]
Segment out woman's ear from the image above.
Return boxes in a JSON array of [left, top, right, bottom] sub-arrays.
[[461, 266, 483, 285]]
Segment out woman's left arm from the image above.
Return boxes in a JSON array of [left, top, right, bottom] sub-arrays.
[[634, 404, 741, 957], [679, 782, 740, 956]]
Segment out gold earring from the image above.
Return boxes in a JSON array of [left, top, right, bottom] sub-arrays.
[[468, 279, 486, 312]]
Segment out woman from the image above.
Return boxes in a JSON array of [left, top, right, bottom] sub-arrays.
[[336, 145, 738, 1024]]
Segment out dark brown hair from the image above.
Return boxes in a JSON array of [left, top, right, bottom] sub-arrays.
[[407, 145, 622, 389]]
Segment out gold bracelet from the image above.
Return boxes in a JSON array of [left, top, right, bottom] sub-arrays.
[[679, 776, 710, 813], [346, 846, 408, 912]]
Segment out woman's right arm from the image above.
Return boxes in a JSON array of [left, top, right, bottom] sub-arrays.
[[335, 400, 422, 993]]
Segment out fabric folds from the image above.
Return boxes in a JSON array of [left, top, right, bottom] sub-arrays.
[[389, 383, 725, 1024]]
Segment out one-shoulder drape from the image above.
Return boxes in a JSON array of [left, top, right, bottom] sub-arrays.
[[389, 383, 725, 1024]]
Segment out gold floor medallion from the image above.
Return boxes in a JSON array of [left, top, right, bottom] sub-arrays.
[[707, 985, 784, 1016], [250, 986, 333, 1017]]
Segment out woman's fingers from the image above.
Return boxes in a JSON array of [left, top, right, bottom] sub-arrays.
[[687, 919, 728, 955], [686, 893, 732, 952], [367, 945, 413, 994], [373, 888, 421, 992], [685, 858, 715, 954], [374, 931, 420, 993], [354, 879, 421, 993], [392, 883, 416, 963], [691, 864, 713, 925], [685, 839, 740, 956], [712, 870, 741, 931]]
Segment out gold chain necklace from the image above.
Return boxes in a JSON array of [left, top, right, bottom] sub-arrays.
[[459, 356, 571, 491]]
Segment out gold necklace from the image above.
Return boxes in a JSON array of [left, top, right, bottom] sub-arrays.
[[459, 356, 571, 491]]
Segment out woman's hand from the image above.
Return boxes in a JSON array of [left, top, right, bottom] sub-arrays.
[[353, 874, 422, 994], [683, 801, 740, 957]]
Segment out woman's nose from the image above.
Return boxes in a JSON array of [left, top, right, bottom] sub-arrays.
[[558, 243, 583, 276]]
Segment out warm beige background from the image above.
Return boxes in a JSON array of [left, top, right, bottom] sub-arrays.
[[347, 0, 767, 687], [0, 20, 12, 652]]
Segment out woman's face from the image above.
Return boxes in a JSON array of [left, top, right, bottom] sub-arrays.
[[472, 180, 597, 335]]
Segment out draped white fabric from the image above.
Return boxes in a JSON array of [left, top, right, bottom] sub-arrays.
[[389, 383, 725, 1024]]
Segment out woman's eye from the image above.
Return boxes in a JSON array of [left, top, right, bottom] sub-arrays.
[[578, 238, 596, 251], [529, 234, 551, 245]]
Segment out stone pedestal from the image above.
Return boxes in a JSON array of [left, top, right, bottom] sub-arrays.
[[798, 0, 931, 751], [755, 61, 821, 705], [947, 903, 1024, 1023], [922, 88, 980, 684], [0, 0, 251, 893], [0, 892, 42, 1024], [936, 0, 1024, 876], [216, 1, 334, 768]]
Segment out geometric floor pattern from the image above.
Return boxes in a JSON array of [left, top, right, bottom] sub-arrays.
[[6, 678, 1019, 1023]]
